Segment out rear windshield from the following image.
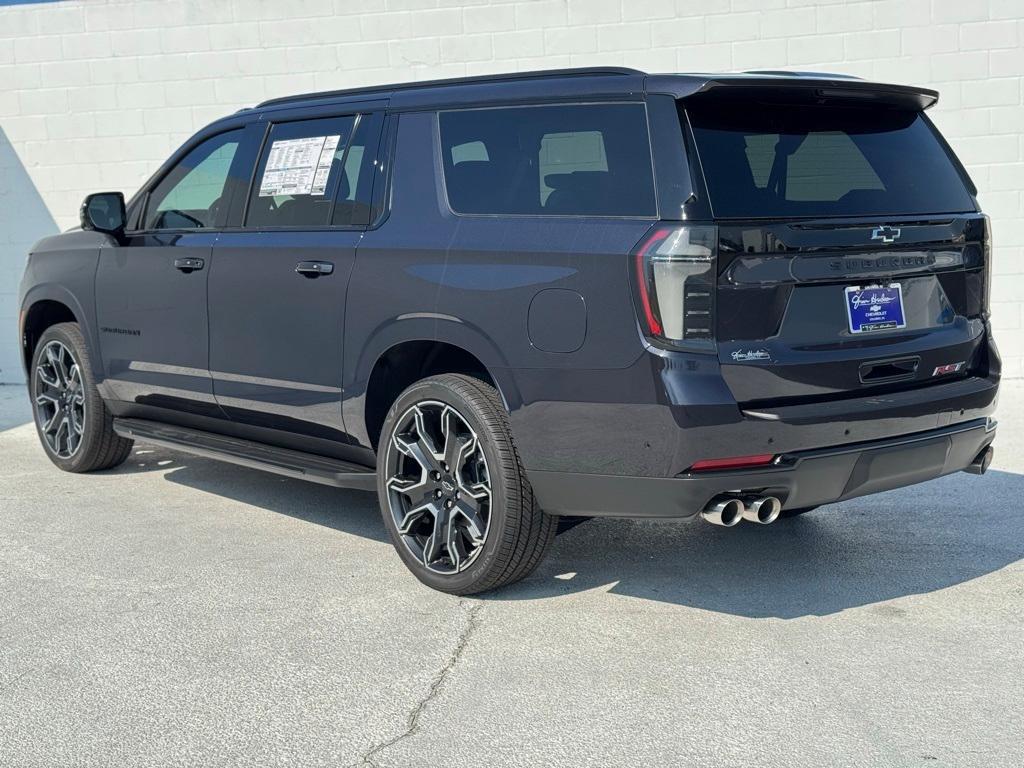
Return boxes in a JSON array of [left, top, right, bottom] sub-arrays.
[[686, 102, 975, 219]]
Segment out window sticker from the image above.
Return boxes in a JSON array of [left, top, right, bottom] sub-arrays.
[[258, 135, 341, 197]]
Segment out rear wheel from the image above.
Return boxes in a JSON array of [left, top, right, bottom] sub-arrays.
[[30, 323, 133, 473], [377, 374, 557, 595]]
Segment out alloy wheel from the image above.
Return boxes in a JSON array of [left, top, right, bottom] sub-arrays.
[[34, 340, 86, 459], [385, 400, 491, 574]]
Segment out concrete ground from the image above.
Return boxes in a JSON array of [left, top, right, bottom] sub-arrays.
[[1, 383, 1022, 768]]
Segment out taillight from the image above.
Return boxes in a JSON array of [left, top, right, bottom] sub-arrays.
[[632, 224, 717, 352], [982, 214, 992, 318]]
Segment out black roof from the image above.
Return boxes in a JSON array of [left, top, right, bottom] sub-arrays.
[[256, 67, 645, 108], [250, 66, 939, 113]]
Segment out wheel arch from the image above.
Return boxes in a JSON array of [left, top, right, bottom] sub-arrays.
[[350, 319, 520, 452], [20, 289, 88, 377]]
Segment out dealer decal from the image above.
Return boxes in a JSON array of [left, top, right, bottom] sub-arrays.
[[731, 348, 772, 363]]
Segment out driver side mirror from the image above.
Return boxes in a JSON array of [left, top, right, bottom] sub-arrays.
[[80, 192, 126, 236]]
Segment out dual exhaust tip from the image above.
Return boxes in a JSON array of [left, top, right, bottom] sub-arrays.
[[701, 496, 782, 527]]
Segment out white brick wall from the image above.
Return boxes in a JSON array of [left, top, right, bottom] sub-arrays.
[[0, 0, 1021, 381]]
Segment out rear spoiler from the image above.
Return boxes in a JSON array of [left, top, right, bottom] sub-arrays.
[[646, 74, 939, 111]]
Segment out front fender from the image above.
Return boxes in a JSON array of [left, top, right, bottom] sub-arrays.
[[19, 249, 101, 379]]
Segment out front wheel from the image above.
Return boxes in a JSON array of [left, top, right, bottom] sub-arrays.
[[30, 322, 134, 473], [377, 374, 557, 595]]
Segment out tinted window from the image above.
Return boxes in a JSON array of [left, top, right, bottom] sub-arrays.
[[145, 130, 242, 230], [439, 103, 656, 217], [246, 115, 356, 228], [687, 103, 975, 218], [333, 112, 384, 227]]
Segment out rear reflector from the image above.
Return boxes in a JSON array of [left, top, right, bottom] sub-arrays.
[[689, 454, 776, 472]]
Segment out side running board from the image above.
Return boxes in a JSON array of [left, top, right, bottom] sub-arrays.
[[112, 418, 377, 491]]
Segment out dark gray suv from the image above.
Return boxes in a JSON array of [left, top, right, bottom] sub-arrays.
[[18, 68, 999, 593]]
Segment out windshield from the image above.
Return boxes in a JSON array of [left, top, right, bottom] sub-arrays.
[[686, 102, 975, 219]]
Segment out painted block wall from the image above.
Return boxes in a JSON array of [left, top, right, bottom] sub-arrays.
[[1, 0, 1021, 381]]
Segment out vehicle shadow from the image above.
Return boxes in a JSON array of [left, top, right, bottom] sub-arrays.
[[108, 445, 1024, 619], [500, 468, 1024, 618], [111, 445, 386, 543]]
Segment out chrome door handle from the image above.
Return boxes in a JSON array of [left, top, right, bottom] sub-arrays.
[[174, 257, 204, 273], [295, 261, 334, 278]]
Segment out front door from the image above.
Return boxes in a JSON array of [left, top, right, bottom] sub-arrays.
[[95, 127, 253, 417], [208, 111, 385, 442]]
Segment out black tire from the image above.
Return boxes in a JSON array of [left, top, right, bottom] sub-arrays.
[[779, 505, 819, 519], [377, 374, 557, 595], [30, 322, 134, 473]]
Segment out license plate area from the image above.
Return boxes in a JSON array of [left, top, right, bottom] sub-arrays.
[[844, 283, 906, 334]]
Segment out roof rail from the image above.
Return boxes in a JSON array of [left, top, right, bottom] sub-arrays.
[[742, 70, 863, 80], [256, 67, 645, 109]]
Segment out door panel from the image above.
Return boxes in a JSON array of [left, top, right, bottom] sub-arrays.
[[94, 125, 259, 418], [208, 230, 359, 439], [95, 232, 219, 415], [207, 112, 383, 441]]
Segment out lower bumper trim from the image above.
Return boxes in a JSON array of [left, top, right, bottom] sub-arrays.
[[528, 418, 996, 518]]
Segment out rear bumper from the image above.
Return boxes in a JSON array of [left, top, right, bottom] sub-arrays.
[[529, 418, 996, 518]]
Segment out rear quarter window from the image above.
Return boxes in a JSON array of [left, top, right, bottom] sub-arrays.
[[439, 103, 657, 217], [687, 102, 975, 219]]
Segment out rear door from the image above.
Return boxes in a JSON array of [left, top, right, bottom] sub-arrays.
[[95, 127, 256, 416], [208, 110, 385, 442], [684, 98, 988, 405]]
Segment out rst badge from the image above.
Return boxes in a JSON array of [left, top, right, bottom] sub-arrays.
[[933, 362, 965, 377]]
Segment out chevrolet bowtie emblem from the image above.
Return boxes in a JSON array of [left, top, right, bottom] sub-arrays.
[[871, 225, 901, 244]]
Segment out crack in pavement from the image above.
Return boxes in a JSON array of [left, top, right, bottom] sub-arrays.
[[352, 600, 483, 768], [0, 664, 48, 698]]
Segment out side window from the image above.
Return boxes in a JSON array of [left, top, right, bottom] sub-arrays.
[[438, 103, 656, 217], [742, 131, 883, 201], [144, 129, 242, 230], [451, 140, 488, 164], [785, 132, 884, 201], [246, 115, 356, 228], [333, 112, 385, 227], [743, 134, 777, 188]]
